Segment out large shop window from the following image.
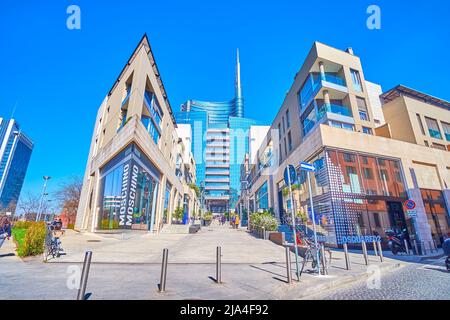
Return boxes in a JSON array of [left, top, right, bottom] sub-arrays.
[[98, 144, 160, 230], [256, 182, 269, 210], [421, 189, 449, 245]]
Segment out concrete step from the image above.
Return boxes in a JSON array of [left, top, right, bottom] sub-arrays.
[[160, 224, 191, 234]]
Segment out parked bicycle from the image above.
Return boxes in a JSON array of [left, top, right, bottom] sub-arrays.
[[296, 230, 332, 275], [44, 223, 64, 261]]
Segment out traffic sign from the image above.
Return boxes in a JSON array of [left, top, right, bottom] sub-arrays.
[[284, 165, 297, 185], [300, 162, 316, 172], [407, 210, 417, 218], [404, 200, 416, 210]]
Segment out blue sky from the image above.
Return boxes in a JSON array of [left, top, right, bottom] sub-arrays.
[[1, 0, 449, 206]]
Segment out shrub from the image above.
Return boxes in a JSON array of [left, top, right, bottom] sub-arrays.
[[250, 211, 279, 232], [13, 221, 34, 229], [203, 212, 213, 221], [18, 222, 47, 257], [100, 219, 119, 230], [173, 207, 184, 222]]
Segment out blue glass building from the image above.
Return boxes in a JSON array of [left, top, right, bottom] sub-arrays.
[[175, 51, 259, 212], [0, 118, 34, 214]]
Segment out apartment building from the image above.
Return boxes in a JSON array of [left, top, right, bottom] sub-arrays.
[[378, 85, 450, 150], [245, 42, 450, 249], [75, 35, 198, 232]]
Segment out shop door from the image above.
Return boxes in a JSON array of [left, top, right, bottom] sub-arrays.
[[387, 201, 410, 239]]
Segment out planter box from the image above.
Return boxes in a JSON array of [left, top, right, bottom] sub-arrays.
[[269, 232, 285, 245]]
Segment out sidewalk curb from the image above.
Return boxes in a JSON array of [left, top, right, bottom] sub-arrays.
[[283, 262, 403, 300]]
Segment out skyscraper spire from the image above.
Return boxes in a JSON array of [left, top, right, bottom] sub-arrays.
[[235, 48, 244, 117]]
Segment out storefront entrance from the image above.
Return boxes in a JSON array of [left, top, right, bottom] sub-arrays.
[[387, 201, 407, 233]]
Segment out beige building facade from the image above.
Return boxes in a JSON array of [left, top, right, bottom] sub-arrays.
[[75, 35, 198, 233], [243, 42, 450, 250]]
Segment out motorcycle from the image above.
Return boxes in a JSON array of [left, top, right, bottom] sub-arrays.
[[443, 238, 450, 272], [385, 229, 408, 255]]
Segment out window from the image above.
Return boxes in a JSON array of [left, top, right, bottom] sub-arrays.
[[363, 168, 373, 179], [357, 97, 369, 121], [425, 117, 442, 139], [350, 69, 363, 92], [282, 116, 286, 134], [432, 143, 446, 151], [278, 123, 281, 139], [343, 153, 356, 163], [284, 138, 287, 157], [288, 132, 293, 151], [256, 182, 269, 210], [362, 127, 373, 135], [286, 109, 291, 128], [373, 212, 381, 228], [424, 140, 429, 147], [441, 121, 450, 141], [416, 114, 426, 135], [329, 121, 355, 131]]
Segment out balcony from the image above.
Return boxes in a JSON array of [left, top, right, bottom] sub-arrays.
[[205, 178, 230, 183], [429, 129, 442, 139], [300, 74, 348, 110], [318, 103, 352, 118]]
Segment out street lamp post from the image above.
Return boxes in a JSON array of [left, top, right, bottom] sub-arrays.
[[36, 176, 51, 222]]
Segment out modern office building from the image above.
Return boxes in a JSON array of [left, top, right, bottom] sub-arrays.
[[0, 118, 34, 215], [175, 51, 260, 213], [75, 35, 199, 232], [243, 42, 450, 250]]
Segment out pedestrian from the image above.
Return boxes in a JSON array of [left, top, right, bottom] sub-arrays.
[[231, 215, 236, 228], [235, 215, 240, 229], [0, 217, 12, 250]]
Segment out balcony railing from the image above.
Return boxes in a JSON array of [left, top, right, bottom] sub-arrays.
[[318, 104, 352, 118], [429, 129, 442, 139], [445, 133, 450, 142], [300, 74, 347, 110]]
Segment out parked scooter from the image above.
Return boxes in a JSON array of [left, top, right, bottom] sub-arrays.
[[385, 229, 408, 255], [443, 237, 450, 272]]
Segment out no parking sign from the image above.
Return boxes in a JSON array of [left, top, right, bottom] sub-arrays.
[[404, 199, 416, 210]]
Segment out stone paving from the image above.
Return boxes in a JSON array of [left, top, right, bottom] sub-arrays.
[[0, 224, 410, 300]]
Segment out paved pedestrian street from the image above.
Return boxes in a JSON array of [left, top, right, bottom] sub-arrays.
[[2, 224, 444, 300], [310, 256, 450, 300]]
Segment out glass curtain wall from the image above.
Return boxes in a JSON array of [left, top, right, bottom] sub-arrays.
[[98, 144, 161, 230], [293, 148, 408, 246]]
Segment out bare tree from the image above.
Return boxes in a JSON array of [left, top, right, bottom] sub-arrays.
[[55, 176, 83, 227], [17, 191, 52, 220]]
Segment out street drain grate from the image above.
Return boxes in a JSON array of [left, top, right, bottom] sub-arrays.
[[87, 240, 101, 242]]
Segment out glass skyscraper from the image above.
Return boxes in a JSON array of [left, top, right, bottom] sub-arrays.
[[0, 118, 34, 214], [175, 50, 259, 213]]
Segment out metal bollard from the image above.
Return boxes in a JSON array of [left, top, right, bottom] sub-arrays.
[[361, 241, 369, 265], [285, 246, 292, 284], [404, 239, 410, 255], [320, 244, 327, 275], [216, 246, 222, 284], [343, 243, 351, 270], [77, 251, 92, 300], [159, 248, 169, 292], [372, 241, 378, 256], [413, 239, 419, 256], [377, 241, 383, 262]]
